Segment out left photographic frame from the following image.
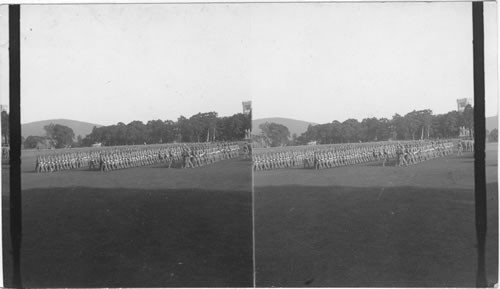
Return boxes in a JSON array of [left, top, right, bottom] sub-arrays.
[[3, 4, 253, 287]]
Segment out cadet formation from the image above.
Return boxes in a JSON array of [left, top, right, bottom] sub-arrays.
[[253, 139, 471, 171], [35, 142, 243, 173], [32, 139, 473, 173]]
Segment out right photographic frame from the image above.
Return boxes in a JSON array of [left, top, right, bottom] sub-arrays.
[[251, 1, 498, 287]]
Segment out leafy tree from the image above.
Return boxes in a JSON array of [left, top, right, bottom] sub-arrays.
[[177, 116, 192, 142], [189, 112, 219, 142], [443, 111, 461, 138], [214, 113, 250, 141], [391, 114, 409, 140], [341, 119, 361, 143], [24, 135, 50, 149], [403, 111, 423, 140], [80, 110, 248, 147], [259, 122, 290, 147], [377, 118, 392, 140], [295, 106, 481, 144], [419, 109, 433, 139], [44, 123, 75, 149], [361, 117, 380, 142], [146, 119, 165, 144], [297, 124, 317, 145], [24, 136, 39, 149], [126, 121, 146, 145], [161, 120, 177, 143]]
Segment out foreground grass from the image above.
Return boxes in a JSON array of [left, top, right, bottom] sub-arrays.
[[255, 183, 497, 287], [254, 152, 497, 287], [4, 158, 253, 287]]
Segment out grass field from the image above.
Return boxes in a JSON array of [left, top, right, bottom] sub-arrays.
[[254, 143, 498, 287], [3, 153, 253, 287], [2, 144, 498, 287]]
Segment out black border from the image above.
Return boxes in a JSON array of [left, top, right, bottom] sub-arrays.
[[8, 4, 22, 288], [5, 2, 493, 288], [472, 2, 488, 288]]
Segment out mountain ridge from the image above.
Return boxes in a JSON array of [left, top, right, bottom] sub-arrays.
[[486, 115, 498, 132], [252, 117, 317, 137], [22, 119, 102, 139]]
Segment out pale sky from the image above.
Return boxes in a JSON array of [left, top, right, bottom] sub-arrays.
[[4, 2, 500, 125], [250, 2, 498, 123], [20, 4, 253, 125]]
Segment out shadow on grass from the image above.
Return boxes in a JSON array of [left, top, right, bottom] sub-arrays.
[[4, 186, 253, 288], [254, 183, 498, 287]]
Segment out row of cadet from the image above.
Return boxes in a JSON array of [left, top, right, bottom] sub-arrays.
[[253, 140, 457, 171], [35, 142, 243, 173]]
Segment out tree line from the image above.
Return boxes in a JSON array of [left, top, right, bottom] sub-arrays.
[[22, 111, 251, 149], [257, 105, 479, 147], [4, 105, 498, 149]]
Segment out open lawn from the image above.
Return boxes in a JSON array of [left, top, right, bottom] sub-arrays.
[[3, 154, 253, 287], [254, 144, 498, 287]]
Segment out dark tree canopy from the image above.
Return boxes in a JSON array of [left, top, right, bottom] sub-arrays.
[[44, 123, 75, 149], [295, 107, 474, 145], [81, 111, 250, 147], [259, 122, 290, 147], [24, 135, 51, 149]]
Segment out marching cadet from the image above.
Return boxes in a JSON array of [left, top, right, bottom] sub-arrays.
[[182, 148, 193, 168], [381, 147, 389, 167], [457, 141, 463, 156]]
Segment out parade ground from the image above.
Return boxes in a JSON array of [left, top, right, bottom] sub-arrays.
[[255, 143, 498, 287], [3, 153, 253, 287]]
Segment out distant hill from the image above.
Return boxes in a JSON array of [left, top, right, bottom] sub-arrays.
[[486, 115, 498, 132], [252, 117, 317, 137], [22, 119, 102, 139]]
